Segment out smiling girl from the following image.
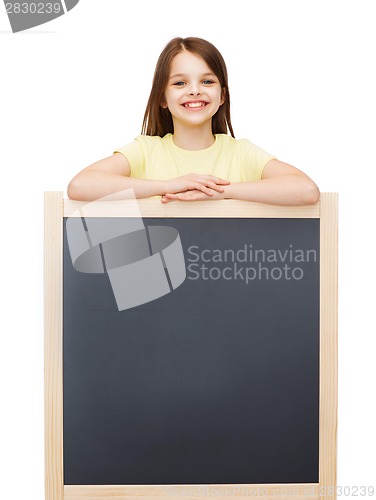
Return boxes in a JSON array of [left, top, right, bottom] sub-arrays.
[[67, 37, 319, 205]]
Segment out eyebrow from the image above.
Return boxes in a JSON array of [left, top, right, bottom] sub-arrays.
[[169, 72, 216, 80]]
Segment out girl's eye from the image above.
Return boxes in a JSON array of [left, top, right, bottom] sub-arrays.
[[173, 81, 186, 86], [203, 80, 215, 85]]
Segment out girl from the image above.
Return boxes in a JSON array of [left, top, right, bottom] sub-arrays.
[[67, 37, 319, 205]]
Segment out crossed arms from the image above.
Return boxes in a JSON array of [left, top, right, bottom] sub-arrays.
[[67, 154, 320, 206]]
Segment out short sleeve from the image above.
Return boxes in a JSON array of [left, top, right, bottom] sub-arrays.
[[238, 139, 277, 181], [113, 139, 145, 178]]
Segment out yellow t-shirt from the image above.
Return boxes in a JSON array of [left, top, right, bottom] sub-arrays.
[[114, 134, 276, 183]]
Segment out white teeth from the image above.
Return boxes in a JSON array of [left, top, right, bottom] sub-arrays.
[[185, 102, 206, 108]]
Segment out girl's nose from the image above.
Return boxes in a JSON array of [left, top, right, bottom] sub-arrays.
[[189, 90, 201, 96]]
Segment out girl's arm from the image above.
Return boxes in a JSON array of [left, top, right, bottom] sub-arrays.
[[162, 160, 320, 206], [67, 154, 228, 201], [223, 159, 320, 205], [68, 154, 164, 201]]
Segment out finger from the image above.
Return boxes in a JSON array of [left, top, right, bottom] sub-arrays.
[[161, 196, 173, 203], [194, 183, 214, 195], [177, 193, 194, 201], [207, 182, 225, 192], [165, 193, 184, 201], [169, 192, 193, 201], [202, 176, 230, 185], [198, 180, 224, 192], [194, 178, 226, 191]]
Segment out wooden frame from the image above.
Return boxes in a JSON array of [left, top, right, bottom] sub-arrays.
[[44, 192, 337, 500]]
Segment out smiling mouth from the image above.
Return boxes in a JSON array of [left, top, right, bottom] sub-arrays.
[[182, 101, 208, 108]]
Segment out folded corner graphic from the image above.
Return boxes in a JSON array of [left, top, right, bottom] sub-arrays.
[[64, 0, 80, 10], [5, 0, 80, 33], [66, 189, 186, 311]]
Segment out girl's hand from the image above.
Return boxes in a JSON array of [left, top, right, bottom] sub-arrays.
[[161, 189, 226, 203], [164, 174, 229, 196]]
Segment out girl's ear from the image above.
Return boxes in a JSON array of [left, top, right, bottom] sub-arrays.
[[220, 87, 226, 106], [160, 95, 168, 109]]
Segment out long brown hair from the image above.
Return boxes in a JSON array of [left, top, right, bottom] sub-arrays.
[[141, 37, 235, 138]]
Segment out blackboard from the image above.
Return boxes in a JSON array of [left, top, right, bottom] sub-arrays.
[[44, 193, 337, 500], [63, 216, 320, 485]]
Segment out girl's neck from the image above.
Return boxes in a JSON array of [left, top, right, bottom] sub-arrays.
[[171, 122, 215, 151]]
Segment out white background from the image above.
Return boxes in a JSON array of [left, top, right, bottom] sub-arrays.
[[1, 0, 375, 496]]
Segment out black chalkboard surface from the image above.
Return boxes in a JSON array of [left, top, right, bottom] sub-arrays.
[[63, 217, 320, 485]]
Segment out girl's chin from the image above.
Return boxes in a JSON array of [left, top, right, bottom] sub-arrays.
[[175, 120, 213, 130], [173, 112, 215, 126]]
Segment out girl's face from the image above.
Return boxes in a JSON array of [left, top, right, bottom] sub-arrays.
[[161, 50, 224, 131]]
